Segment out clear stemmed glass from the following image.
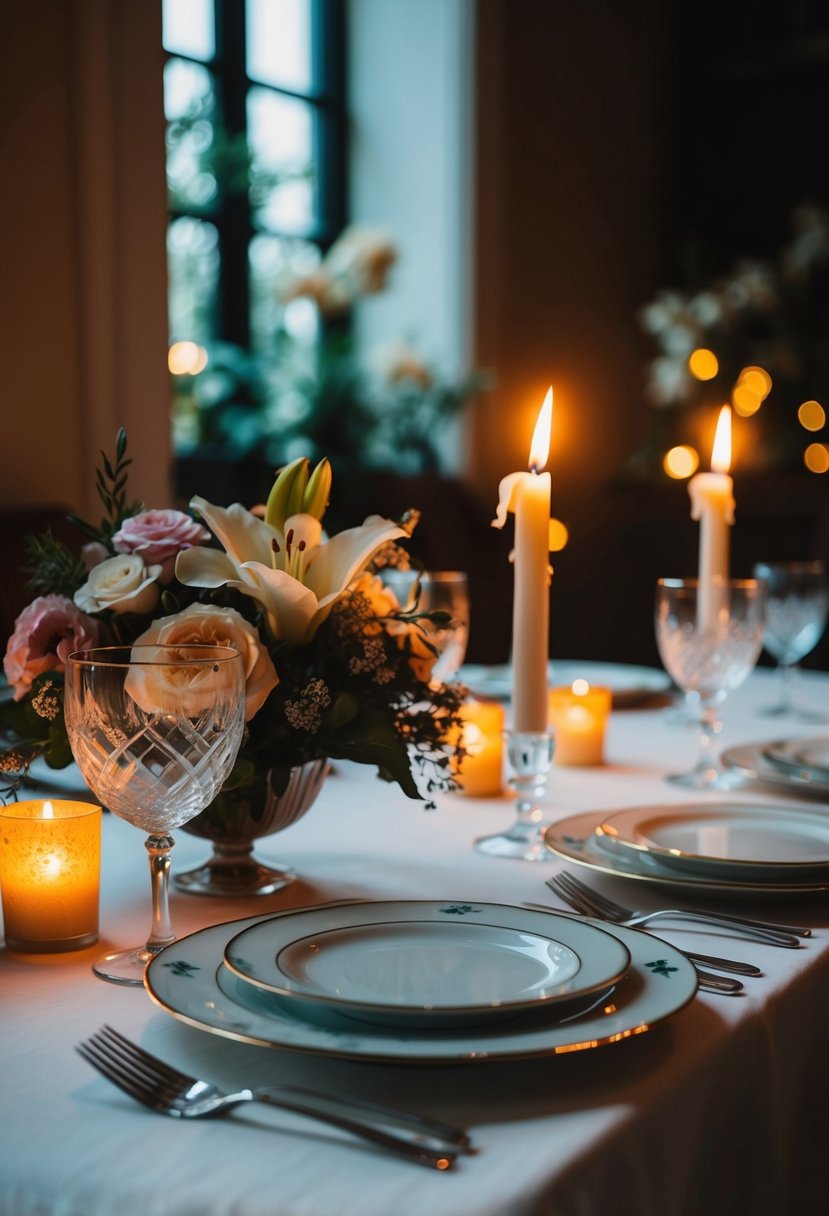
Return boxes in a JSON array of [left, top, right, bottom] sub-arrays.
[[752, 561, 829, 721], [382, 570, 470, 682], [64, 644, 246, 986], [655, 578, 766, 790]]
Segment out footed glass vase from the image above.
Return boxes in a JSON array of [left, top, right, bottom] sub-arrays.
[[174, 759, 329, 897]]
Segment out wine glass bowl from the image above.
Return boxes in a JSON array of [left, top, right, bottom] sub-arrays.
[[383, 570, 470, 683], [65, 644, 246, 985], [752, 561, 829, 720], [655, 578, 766, 789]]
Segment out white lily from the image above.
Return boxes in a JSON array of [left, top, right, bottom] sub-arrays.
[[175, 496, 406, 645]]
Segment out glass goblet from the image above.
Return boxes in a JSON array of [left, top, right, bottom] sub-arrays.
[[382, 570, 470, 683], [655, 578, 766, 790], [64, 644, 246, 986], [752, 561, 829, 721]]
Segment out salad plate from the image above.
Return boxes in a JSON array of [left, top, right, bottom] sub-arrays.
[[223, 901, 631, 1027], [721, 742, 829, 799], [144, 909, 698, 1063], [596, 802, 829, 883], [762, 737, 829, 783], [458, 661, 671, 708], [544, 811, 829, 899]]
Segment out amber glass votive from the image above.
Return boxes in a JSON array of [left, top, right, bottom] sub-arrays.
[[548, 681, 612, 766], [0, 799, 101, 953], [454, 698, 506, 796]]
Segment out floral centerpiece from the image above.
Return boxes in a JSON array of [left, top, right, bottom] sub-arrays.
[[0, 432, 467, 818]]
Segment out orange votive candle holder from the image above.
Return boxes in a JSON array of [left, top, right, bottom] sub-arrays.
[[0, 799, 102, 953], [454, 698, 506, 797], [548, 681, 612, 766]]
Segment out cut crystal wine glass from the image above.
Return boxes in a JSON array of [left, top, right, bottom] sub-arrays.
[[655, 578, 766, 790], [65, 644, 246, 985], [752, 561, 829, 721]]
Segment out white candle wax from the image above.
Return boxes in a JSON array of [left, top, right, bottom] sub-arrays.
[[512, 468, 552, 730], [688, 405, 735, 631], [491, 388, 553, 734]]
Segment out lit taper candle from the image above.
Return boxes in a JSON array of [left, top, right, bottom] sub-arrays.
[[688, 404, 735, 631], [493, 387, 553, 732]]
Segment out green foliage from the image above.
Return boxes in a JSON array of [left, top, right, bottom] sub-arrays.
[[22, 533, 86, 600], [67, 428, 143, 542]]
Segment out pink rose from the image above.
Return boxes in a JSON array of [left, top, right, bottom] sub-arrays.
[[112, 509, 210, 582], [3, 595, 100, 701]]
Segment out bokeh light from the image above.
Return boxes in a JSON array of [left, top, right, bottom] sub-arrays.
[[804, 443, 829, 474], [798, 400, 825, 432], [663, 445, 699, 479], [168, 340, 209, 375], [688, 348, 719, 381], [548, 518, 569, 551], [732, 382, 762, 417], [739, 366, 772, 398]]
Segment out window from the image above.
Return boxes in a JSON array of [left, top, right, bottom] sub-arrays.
[[162, 0, 346, 458]]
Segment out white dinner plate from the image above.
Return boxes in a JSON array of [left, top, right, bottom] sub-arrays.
[[224, 901, 631, 1028], [144, 909, 698, 1063], [458, 661, 672, 708], [596, 802, 829, 883], [762, 737, 829, 783], [721, 742, 829, 799], [544, 811, 829, 898]]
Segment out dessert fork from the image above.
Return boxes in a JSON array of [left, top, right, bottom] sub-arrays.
[[545, 871, 804, 947], [77, 1025, 470, 1169]]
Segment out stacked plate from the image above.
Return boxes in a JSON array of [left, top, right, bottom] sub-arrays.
[[545, 802, 829, 897], [722, 737, 829, 798], [144, 900, 698, 1063], [458, 661, 671, 708]]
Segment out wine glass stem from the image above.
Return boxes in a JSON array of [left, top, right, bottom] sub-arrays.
[[693, 705, 721, 782], [145, 833, 176, 955], [778, 662, 796, 712]]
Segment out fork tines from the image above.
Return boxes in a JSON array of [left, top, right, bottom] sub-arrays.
[[77, 1025, 185, 1111]]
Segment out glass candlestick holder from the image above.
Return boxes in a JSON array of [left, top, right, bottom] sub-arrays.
[[474, 731, 554, 861]]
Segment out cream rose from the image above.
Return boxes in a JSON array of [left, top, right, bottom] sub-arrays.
[[74, 554, 162, 615], [131, 603, 278, 720]]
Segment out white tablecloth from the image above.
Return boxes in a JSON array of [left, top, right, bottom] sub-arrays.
[[2, 667, 829, 1216]]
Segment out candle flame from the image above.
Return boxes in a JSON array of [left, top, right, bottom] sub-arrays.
[[710, 405, 732, 473], [571, 679, 590, 696], [43, 801, 54, 819], [528, 387, 553, 471]]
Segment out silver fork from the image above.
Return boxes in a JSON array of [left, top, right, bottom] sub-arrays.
[[546, 871, 805, 948], [545, 875, 762, 977], [543, 876, 757, 991], [77, 1025, 470, 1169]]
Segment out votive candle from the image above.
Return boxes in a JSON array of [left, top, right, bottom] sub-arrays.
[[0, 799, 101, 952], [455, 699, 506, 797], [548, 681, 612, 766]]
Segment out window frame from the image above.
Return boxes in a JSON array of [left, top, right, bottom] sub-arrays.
[[164, 0, 348, 351]]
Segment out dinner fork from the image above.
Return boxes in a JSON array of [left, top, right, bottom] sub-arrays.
[[77, 1026, 470, 1169], [545, 872, 804, 947]]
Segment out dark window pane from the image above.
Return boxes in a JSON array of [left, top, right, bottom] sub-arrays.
[[162, 0, 215, 60], [246, 0, 313, 93]]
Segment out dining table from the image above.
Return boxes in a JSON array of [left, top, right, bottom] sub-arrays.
[[2, 663, 829, 1216]]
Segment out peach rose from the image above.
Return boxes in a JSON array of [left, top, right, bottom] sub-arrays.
[[130, 603, 278, 720]]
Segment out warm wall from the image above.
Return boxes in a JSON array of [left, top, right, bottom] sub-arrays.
[[0, 0, 171, 519]]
